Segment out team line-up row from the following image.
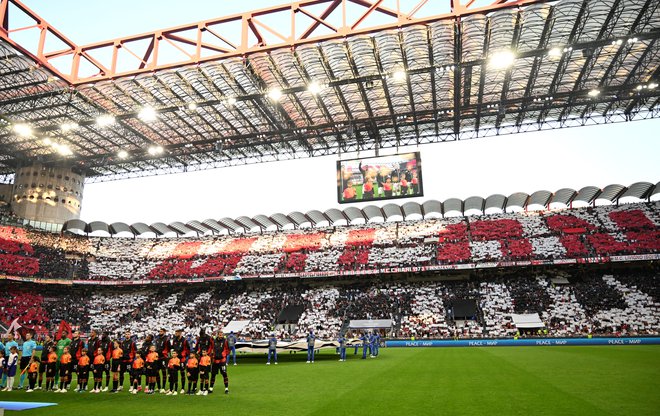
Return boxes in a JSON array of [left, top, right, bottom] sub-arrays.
[[0, 328, 382, 396]]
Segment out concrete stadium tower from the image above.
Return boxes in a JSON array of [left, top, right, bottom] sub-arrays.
[[10, 163, 85, 229]]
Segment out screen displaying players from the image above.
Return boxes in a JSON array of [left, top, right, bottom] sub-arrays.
[[336, 152, 423, 204]]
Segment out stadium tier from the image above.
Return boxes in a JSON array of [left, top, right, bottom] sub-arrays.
[[1, 200, 658, 283], [1, 270, 658, 340]]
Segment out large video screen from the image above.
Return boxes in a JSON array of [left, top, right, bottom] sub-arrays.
[[337, 152, 423, 204]]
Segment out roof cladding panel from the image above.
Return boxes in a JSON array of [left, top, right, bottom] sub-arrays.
[[252, 215, 277, 229], [324, 209, 346, 224], [620, 182, 653, 200], [305, 210, 328, 225], [169, 221, 195, 235], [485, 194, 507, 212], [62, 219, 87, 233], [235, 216, 261, 231], [87, 221, 110, 234], [422, 200, 443, 217], [344, 207, 366, 222], [201, 219, 229, 233], [551, 188, 577, 206], [443, 198, 463, 214], [599, 184, 627, 202], [150, 222, 174, 236], [653, 182, 660, 197], [219, 217, 244, 232], [363, 205, 385, 222], [270, 213, 293, 228], [382, 203, 403, 220], [464, 196, 485, 213], [288, 211, 310, 226], [575, 186, 601, 204], [401, 202, 422, 219], [186, 220, 208, 234], [529, 190, 552, 207], [130, 222, 153, 235], [109, 222, 133, 235], [506, 193, 529, 210]]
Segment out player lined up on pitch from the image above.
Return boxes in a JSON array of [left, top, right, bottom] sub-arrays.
[[0, 327, 231, 396]]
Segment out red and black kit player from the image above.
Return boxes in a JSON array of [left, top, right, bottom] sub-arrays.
[[211, 329, 230, 394], [69, 331, 85, 375], [154, 328, 170, 393], [196, 329, 214, 359], [86, 330, 101, 360], [170, 329, 190, 393], [37, 334, 54, 390], [119, 331, 136, 390], [99, 331, 114, 391]]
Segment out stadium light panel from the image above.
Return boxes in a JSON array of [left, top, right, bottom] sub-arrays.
[[226, 97, 237, 106], [96, 114, 116, 127], [138, 106, 157, 122], [57, 144, 72, 156], [267, 88, 282, 102], [42, 138, 52, 145], [60, 122, 78, 132], [648, 83, 657, 90], [13, 123, 32, 137], [117, 150, 129, 159], [307, 81, 324, 95], [588, 89, 600, 97], [148, 145, 164, 155], [187, 102, 198, 111], [391, 70, 407, 82], [548, 47, 562, 59], [489, 50, 515, 70]]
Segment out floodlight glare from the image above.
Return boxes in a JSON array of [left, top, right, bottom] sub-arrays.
[[226, 97, 237, 105], [13, 123, 32, 137], [187, 102, 198, 111], [489, 50, 516, 69], [391, 70, 407, 82], [148, 145, 164, 155], [588, 89, 600, 97], [138, 106, 157, 122], [60, 122, 79, 132], [96, 114, 116, 127], [43, 138, 52, 145], [57, 144, 72, 156], [548, 47, 562, 58], [267, 88, 282, 101], [117, 150, 129, 159], [307, 81, 324, 94]]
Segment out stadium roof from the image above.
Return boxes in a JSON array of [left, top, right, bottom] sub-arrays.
[[62, 180, 659, 236], [1, 0, 660, 182]]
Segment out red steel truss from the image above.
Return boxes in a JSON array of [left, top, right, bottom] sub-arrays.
[[0, 0, 550, 84]]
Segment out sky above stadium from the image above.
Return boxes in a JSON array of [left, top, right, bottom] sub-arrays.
[[22, 0, 660, 225]]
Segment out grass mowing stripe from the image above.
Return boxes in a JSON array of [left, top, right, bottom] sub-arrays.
[[1, 346, 657, 416]]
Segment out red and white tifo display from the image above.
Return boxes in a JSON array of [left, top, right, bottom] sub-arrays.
[[0, 202, 659, 284]]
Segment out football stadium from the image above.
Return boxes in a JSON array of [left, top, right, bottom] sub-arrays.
[[0, 0, 659, 414]]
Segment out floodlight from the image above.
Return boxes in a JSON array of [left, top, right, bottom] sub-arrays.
[[489, 50, 515, 69], [13, 123, 32, 137], [96, 114, 116, 127], [267, 88, 282, 101], [391, 70, 407, 82], [60, 122, 78, 132], [308, 81, 324, 94], [138, 106, 157, 122]]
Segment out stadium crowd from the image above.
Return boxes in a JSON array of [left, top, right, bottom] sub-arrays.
[[0, 202, 657, 282]]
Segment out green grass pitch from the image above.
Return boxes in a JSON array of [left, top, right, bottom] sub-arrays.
[[1, 346, 658, 415]]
